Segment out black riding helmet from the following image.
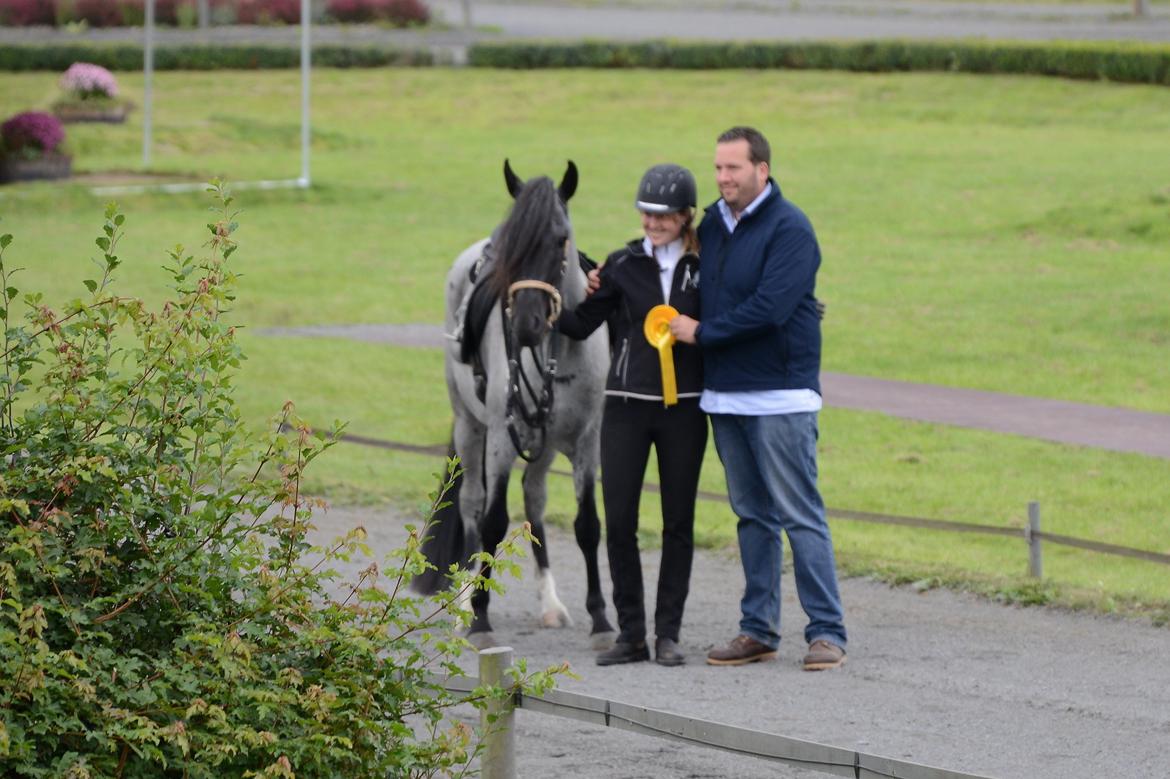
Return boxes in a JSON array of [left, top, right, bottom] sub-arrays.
[[635, 164, 697, 214]]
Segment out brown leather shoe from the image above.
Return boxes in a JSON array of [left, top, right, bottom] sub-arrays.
[[706, 634, 777, 666], [802, 639, 846, 671]]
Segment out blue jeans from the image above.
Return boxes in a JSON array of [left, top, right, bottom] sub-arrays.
[[710, 412, 846, 650]]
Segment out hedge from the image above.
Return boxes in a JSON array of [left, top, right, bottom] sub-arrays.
[[1, 39, 1168, 87], [465, 39, 1170, 87], [0, 43, 433, 70]]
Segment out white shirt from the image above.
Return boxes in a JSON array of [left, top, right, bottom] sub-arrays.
[[701, 183, 822, 417], [642, 236, 684, 303], [717, 182, 772, 234]]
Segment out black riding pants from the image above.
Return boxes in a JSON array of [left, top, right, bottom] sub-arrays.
[[600, 396, 708, 644]]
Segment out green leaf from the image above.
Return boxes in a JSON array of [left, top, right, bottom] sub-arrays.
[[0, 234, 11, 249], [95, 237, 110, 252], [83, 280, 98, 294], [5, 287, 16, 301]]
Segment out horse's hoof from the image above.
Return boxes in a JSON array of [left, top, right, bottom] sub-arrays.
[[589, 630, 616, 652], [540, 608, 573, 629], [468, 631, 497, 650]]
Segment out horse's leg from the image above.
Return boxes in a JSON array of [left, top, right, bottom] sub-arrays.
[[520, 448, 574, 630], [571, 456, 616, 648], [452, 416, 491, 639], [466, 435, 514, 649]]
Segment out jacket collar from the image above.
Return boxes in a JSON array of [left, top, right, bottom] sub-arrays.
[[705, 177, 782, 227], [625, 237, 698, 261]]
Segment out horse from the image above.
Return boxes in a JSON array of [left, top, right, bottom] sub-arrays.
[[414, 159, 614, 651]]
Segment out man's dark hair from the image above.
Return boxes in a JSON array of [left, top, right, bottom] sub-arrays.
[[717, 126, 771, 167]]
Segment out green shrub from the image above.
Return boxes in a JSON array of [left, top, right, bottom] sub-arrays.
[[466, 39, 1170, 86], [0, 43, 432, 71], [2, 38, 1166, 85], [0, 184, 557, 777]]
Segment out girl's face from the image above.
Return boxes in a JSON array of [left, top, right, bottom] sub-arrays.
[[640, 210, 687, 247]]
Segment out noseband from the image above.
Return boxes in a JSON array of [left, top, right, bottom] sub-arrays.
[[505, 280, 563, 327]]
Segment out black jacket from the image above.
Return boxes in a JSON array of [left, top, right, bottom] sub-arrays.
[[558, 239, 703, 402]]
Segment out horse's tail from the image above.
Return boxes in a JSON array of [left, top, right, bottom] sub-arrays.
[[412, 439, 465, 595]]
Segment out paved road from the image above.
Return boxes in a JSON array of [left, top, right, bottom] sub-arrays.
[[260, 323, 1170, 460], [428, 0, 1170, 43], [4, 0, 1169, 48]]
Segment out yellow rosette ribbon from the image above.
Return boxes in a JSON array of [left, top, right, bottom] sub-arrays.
[[643, 304, 680, 407]]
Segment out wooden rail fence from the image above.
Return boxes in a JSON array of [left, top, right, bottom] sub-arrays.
[[437, 648, 997, 779], [329, 431, 1170, 574]]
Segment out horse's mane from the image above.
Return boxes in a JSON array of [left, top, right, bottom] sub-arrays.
[[488, 176, 565, 300]]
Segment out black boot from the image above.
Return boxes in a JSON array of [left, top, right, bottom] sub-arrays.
[[596, 639, 649, 666]]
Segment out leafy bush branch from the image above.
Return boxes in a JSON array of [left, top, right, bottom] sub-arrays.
[[0, 184, 561, 778]]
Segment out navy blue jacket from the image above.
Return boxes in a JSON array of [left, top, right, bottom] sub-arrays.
[[695, 180, 822, 395]]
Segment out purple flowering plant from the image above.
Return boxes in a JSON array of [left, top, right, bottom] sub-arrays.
[[1, 111, 67, 159], [59, 62, 120, 100]]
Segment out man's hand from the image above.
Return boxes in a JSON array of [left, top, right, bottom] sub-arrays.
[[585, 268, 601, 297], [670, 315, 699, 344]]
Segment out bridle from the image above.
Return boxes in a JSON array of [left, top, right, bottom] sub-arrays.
[[501, 250, 569, 462]]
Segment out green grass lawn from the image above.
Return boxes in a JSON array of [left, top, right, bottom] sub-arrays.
[[2, 67, 1167, 620]]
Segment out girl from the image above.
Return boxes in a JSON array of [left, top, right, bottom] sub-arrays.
[[558, 164, 707, 666]]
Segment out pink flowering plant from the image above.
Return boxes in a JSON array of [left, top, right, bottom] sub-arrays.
[[60, 61, 120, 99], [53, 61, 132, 122], [0, 111, 66, 160]]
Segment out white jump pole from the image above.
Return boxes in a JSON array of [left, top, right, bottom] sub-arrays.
[[299, 0, 311, 188], [143, 0, 154, 168]]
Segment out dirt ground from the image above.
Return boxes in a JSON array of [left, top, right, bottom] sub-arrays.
[[310, 504, 1170, 779]]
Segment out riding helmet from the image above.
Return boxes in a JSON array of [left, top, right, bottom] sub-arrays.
[[635, 164, 697, 214]]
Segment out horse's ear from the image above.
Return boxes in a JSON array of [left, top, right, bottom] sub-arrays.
[[504, 159, 523, 199], [558, 160, 578, 203]]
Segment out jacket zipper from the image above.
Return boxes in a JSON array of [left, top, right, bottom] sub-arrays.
[[615, 337, 630, 388]]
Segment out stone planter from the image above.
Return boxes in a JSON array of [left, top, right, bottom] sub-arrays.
[[52, 101, 132, 124], [0, 153, 73, 184]]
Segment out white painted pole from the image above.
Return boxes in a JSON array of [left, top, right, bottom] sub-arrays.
[[479, 647, 516, 779], [299, 0, 311, 188], [143, 0, 155, 168]]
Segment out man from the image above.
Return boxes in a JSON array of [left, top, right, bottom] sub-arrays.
[[670, 126, 847, 671]]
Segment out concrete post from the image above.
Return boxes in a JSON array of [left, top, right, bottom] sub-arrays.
[[1027, 501, 1042, 579]]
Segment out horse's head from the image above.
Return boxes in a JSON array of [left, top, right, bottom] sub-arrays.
[[493, 160, 578, 348]]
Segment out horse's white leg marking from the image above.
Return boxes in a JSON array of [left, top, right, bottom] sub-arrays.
[[521, 447, 573, 630], [539, 568, 573, 629]]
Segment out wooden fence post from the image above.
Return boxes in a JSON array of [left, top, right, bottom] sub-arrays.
[[1027, 501, 1042, 579], [479, 646, 516, 779]]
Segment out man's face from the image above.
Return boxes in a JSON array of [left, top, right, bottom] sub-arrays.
[[714, 139, 768, 214]]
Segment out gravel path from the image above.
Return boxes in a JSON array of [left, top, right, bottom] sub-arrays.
[[311, 504, 1170, 779]]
